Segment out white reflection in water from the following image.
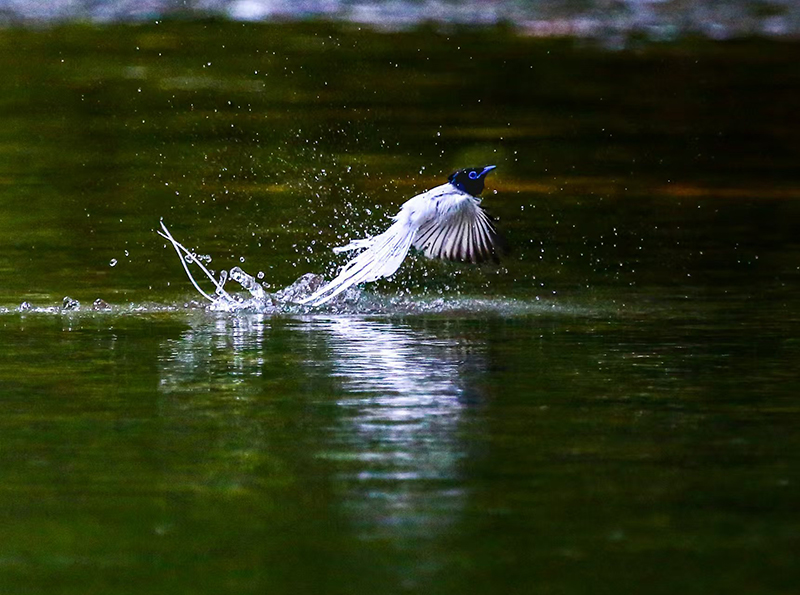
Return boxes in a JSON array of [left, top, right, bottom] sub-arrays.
[[159, 314, 269, 393], [308, 317, 484, 541], [158, 314, 485, 547]]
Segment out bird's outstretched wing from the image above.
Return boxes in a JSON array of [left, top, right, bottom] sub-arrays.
[[297, 218, 416, 306], [412, 196, 500, 264], [298, 186, 500, 307]]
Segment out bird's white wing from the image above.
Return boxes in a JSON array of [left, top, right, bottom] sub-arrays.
[[297, 217, 416, 306], [411, 193, 499, 263]]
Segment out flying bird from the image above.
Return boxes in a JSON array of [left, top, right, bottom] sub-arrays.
[[299, 165, 501, 306]]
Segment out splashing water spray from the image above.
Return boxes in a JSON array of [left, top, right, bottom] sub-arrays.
[[157, 220, 359, 312]]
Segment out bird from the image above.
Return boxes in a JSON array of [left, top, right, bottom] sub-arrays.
[[298, 165, 501, 306]]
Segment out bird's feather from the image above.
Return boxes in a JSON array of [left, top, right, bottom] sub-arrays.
[[412, 194, 499, 263], [297, 218, 416, 306]]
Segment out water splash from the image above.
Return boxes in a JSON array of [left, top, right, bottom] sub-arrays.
[[229, 266, 266, 301], [157, 220, 364, 313], [62, 296, 80, 311], [155, 220, 581, 317]]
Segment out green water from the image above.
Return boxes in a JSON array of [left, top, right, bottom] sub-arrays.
[[1, 22, 799, 594]]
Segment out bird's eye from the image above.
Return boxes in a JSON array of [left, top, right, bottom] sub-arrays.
[[468, 171, 478, 180]]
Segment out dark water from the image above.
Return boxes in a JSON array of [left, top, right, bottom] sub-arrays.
[[0, 22, 799, 594]]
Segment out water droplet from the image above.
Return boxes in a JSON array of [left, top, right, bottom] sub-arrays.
[[109, 258, 118, 267], [93, 298, 111, 311], [62, 296, 80, 311]]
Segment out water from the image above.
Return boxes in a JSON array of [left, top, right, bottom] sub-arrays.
[[1, 22, 799, 595]]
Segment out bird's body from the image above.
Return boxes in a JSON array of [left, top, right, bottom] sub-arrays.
[[300, 165, 500, 306]]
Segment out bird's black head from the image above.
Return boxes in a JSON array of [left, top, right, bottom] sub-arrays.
[[448, 165, 496, 196]]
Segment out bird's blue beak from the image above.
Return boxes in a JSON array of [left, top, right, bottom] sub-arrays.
[[480, 165, 497, 177]]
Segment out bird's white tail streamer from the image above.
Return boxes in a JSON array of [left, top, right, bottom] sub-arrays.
[[156, 220, 237, 305], [298, 219, 415, 306]]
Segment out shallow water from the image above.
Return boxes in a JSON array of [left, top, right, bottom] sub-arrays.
[[0, 22, 799, 595]]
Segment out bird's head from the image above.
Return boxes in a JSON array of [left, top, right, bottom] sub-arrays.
[[448, 165, 496, 196]]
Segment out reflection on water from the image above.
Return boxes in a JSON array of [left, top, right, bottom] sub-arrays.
[[158, 313, 484, 550], [155, 316, 485, 572], [159, 314, 271, 393], [307, 318, 482, 544]]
